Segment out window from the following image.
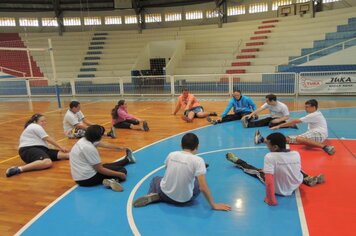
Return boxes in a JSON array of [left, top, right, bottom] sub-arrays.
[[249, 3, 268, 13], [42, 18, 58, 27], [105, 16, 122, 25], [124, 15, 137, 24], [63, 17, 81, 26], [0, 17, 16, 26], [323, 0, 340, 3], [206, 10, 219, 18], [145, 14, 162, 23], [19, 17, 39, 27], [272, 0, 292, 11], [227, 6, 246, 16], [165, 13, 182, 22], [185, 11, 203, 20], [84, 17, 101, 25]]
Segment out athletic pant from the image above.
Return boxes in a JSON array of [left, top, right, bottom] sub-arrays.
[[218, 111, 251, 124], [247, 117, 285, 128], [76, 158, 129, 187]]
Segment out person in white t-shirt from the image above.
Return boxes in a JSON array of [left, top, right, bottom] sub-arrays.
[[226, 132, 324, 206], [63, 101, 94, 139], [69, 125, 135, 192], [133, 133, 231, 211], [242, 94, 297, 129], [269, 99, 335, 155], [6, 113, 70, 177]]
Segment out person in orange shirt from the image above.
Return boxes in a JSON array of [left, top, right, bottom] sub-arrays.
[[173, 88, 217, 122]]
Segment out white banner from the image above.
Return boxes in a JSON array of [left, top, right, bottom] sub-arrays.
[[299, 73, 356, 94]]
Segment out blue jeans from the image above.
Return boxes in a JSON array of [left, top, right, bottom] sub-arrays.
[[149, 176, 201, 205]]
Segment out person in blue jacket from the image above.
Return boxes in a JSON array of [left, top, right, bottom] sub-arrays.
[[207, 90, 257, 125]]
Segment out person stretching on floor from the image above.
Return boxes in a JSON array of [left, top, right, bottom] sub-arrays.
[[207, 89, 257, 125], [6, 113, 69, 177], [226, 132, 325, 206], [69, 125, 136, 192], [108, 100, 149, 138], [173, 88, 217, 123], [133, 133, 231, 211], [266, 99, 335, 155]]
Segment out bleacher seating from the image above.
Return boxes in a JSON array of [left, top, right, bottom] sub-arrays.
[[0, 33, 43, 78]]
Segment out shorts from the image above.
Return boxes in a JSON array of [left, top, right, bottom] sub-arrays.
[[184, 106, 204, 117], [113, 119, 140, 129], [288, 130, 326, 144], [19, 146, 59, 164]]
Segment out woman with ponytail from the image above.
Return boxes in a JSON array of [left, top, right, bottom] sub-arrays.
[[6, 113, 70, 177], [107, 100, 149, 138]]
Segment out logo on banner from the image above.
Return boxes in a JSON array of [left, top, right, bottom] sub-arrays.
[[301, 78, 322, 88], [328, 76, 352, 84]]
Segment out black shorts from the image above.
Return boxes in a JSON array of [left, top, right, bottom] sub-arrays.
[[19, 146, 59, 164], [113, 119, 140, 129]]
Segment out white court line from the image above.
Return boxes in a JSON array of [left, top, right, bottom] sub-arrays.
[[295, 189, 309, 236], [127, 146, 267, 236]]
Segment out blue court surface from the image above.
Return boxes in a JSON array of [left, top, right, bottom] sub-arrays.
[[18, 107, 356, 236]]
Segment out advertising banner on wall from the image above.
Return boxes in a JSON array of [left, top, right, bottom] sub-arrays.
[[299, 73, 356, 94]]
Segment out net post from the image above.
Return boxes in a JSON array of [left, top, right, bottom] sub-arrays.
[[48, 38, 61, 108]]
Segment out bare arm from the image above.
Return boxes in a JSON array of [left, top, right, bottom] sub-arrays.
[[43, 136, 69, 152], [247, 106, 265, 119], [94, 163, 126, 180], [173, 102, 181, 115], [74, 122, 89, 130], [270, 115, 290, 124], [96, 141, 128, 151], [270, 119, 301, 130], [197, 175, 231, 211], [82, 118, 95, 126]]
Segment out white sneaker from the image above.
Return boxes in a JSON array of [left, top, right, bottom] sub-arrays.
[[103, 179, 123, 192]]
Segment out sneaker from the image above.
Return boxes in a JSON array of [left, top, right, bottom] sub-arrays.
[[102, 179, 123, 192], [206, 117, 217, 125], [209, 112, 218, 116], [225, 152, 239, 163], [142, 121, 149, 131], [254, 130, 264, 145], [109, 127, 117, 138], [205, 163, 209, 169], [316, 174, 325, 184], [126, 148, 136, 163], [133, 193, 160, 207], [241, 116, 249, 128], [304, 176, 318, 187], [323, 145, 335, 155], [6, 166, 21, 177]]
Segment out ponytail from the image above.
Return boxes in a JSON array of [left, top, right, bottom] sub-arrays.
[[24, 113, 43, 129], [111, 100, 125, 119]]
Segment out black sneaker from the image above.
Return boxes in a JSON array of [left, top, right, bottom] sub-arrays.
[[133, 193, 160, 207], [126, 148, 136, 163], [6, 166, 21, 177], [323, 145, 335, 155], [205, 163, 209, 169], [209, 112, 218, 116], [143, 121, 149, 131], [103, 179, 123, 192], [304, 176, 318, 187], [254, 130, 264, 144], [317, 174, 325, 184]]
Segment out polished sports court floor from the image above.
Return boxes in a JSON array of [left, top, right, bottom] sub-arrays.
[[0, 97, 355, 236]]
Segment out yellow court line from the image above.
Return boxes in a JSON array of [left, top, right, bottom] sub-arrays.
[[0, 155, 19, 164]]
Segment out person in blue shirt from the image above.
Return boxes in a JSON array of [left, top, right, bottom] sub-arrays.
[[207, 90, 257, 125]]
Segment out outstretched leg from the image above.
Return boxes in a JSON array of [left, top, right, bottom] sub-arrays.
[[226, 153, 265, 183]]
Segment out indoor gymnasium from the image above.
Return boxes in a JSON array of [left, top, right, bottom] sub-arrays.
[[0, 0, 355, 235]]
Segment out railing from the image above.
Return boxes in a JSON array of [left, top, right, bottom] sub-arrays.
[[0, 66, 26, 77], [287, 37, 356, 66]]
